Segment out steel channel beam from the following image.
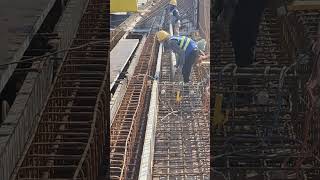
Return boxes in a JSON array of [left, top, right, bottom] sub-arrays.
[[110, 34, 157, 180], [10, 0, 108, 179], [0, 0, 90, 179], [110, 35, 148, 127]]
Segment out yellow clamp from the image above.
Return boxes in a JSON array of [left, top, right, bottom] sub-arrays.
[[213, 94, 229, 126], [176, 90, 182, 103]]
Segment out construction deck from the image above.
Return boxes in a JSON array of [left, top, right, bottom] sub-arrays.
[[211, 8, 320, 179], [152, 82, 210, 179], [0, 0, 57, 92]]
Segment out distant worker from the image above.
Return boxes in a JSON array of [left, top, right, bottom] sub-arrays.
[[168, 0, 177, 12], [156, 30, 206, 82], [171, 7, 181, 35]]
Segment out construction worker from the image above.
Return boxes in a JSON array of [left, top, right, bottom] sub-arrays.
[[156, 30, 206, 83], [171, 7, 181, 35]]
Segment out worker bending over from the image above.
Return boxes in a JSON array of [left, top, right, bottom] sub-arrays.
[[156, 30, 206, 83]]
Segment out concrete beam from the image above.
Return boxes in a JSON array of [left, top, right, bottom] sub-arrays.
[[288, 1, 320, 11]]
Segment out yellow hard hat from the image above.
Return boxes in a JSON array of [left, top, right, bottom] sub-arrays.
[[156, 30, 170, 42], [169, 0, 177, 6]]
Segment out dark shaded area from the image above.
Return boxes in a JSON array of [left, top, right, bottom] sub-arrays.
[[0, 0, 67, 124], [110, 14, 130, 28], [230, 0, 267, 67]]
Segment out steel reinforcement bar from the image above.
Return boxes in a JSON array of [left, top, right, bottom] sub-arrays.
[[290, 9, 320, 166], [153, 82, 210, 179], [211, 65, 320, 179], [10, 0, 108, 179], [110, 34, 157, 180], [211, 9, 320, 179], [151, 46, 210, 179]]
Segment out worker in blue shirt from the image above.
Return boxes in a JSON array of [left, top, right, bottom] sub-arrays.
[[156, 30, 206, 82], [171, 7, 181, 35]]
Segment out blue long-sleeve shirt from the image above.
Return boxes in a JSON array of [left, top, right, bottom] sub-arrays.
[[165, 39, 185, 67]]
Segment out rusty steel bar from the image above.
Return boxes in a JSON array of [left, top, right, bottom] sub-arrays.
[[153, 83, 210, 179], [151, 45, 210, 179], [211, 9, 320, 179], [110, 34, 157, 180], [10, 0, 108, 179], [290, 9, 320, 169]]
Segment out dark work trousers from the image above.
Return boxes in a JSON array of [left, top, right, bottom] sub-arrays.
[[229, 0, 266, 104], [182, 49, 199, 83], [230, 0, 266, 67]]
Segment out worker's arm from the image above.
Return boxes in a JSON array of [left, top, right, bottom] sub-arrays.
[[167, 40, 185, 67], [173, 9, 180, 19], [199, 50, 205, 56], [197, 52, 209, 64]]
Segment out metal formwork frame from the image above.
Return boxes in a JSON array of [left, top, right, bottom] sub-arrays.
[[110, 34, 157, 180], [11, 0, 108, 179], [211, 8, 320, 179]]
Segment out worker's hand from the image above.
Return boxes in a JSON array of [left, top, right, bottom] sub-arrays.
[[197, 54, 209, 64]]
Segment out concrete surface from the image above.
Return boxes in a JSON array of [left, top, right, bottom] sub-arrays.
[[110, 39, 139, 87]]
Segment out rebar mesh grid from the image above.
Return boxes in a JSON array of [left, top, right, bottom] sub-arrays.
[[211, 8, 320, 179], [291, 9, 320, 167], [152, 46, 210, 179], [152, 82, 210, 180]]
